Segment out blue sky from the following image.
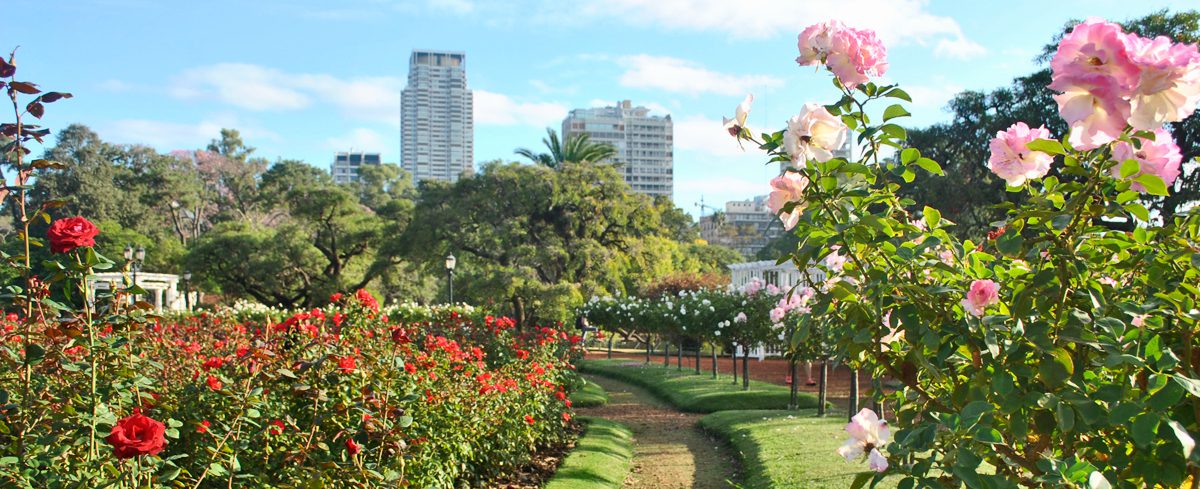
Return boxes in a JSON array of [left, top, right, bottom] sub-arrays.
[[4, 0, 1196, 218]]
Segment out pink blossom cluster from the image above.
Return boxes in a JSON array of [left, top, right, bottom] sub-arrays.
[[987, 18, 1195, 192], [961, 279, 1000, 317], [766, 172, 809, 230], [769, 287, 815, 324], [797, 21, 889, 90]]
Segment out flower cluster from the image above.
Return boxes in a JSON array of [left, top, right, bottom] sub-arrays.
[[796, 20, 888, 90]]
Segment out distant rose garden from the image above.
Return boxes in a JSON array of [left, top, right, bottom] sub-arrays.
[[2, 11, 1200, 489]]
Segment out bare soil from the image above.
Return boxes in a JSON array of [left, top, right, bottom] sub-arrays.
[[579, 375, 740, 489]]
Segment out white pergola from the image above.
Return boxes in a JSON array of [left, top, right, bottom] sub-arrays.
[[727, 259, 826, 292], [88, 272, 196, 312]]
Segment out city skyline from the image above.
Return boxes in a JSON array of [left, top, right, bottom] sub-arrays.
[[4, 0, 1196, 217]]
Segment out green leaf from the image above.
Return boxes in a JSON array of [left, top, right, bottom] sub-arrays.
[[1135, 173, 1169, 196], [394, 415, 414, 428], [974, 428, 1003, 444], [923, 206, 941, 230], [883, 104, 911, 122], [996, 229, 1023, 257], [1026, 139, 1066, 155], [961, 400, 992, 426], [1056, 402, 1076, 432], [1131, 413, 1160, 448], [850, 472, 875, 489], [885, 87, 912, 102], [900, 148, 919, 165], [1125, 203, 1150, 222], [915, 157, 942, 175], [25, 344, 45, 366], [1116, 190, 1140, 204], [1166, 419, 1195, 459], [1119, 159, 1141, 178], [1038, 348, 1074, 389], [1173, 375, 1200, 398]]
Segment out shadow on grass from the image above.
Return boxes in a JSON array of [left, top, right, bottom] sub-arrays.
[[579, 359, 820, 413]]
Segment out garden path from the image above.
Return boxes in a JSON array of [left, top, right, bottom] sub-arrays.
[[579, 375, 739, 489]]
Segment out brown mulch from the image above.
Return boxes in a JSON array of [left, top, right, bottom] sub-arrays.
[[488, 423, 583, 488]]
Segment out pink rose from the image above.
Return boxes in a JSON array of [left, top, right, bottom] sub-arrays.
[[1049, 19, 1139, 150], [836, 408, 889, 473], [1127, 34, 1200, 130], [766, 172, 808, 230], [961, 279, 1000, 317], [796, 21, 843, 66], [783, 103, 848, 164], [769, 307, 786, 323], [1053, 79, 1131, 150], [1111, 127, 1182, 192], [987, 122, 1055, 186]]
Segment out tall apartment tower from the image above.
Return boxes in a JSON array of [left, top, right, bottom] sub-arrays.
[[401, 50, 474, 183], [562, 100, 673, 198], [330, 151, 381, 184]]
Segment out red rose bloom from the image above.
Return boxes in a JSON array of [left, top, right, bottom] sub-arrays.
[[47, 216, 100, 254], [268, 420, 285, 435], [196, 420, 211, 433], [524, 415, 535, 425], [345, 438, 361, 455], [337, 355, 357, 374], [206, 375, 222, 391], [106, 412, 167, 459]]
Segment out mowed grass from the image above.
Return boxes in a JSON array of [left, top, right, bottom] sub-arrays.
[[543, 417, 634, 489], [578, 359, 819, 413], [699, 410, 897, 489], [569, 378, 609, 408]]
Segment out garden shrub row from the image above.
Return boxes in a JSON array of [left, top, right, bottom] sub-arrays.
[[578, 359, 818, 413], [543, 417, 634, 489]]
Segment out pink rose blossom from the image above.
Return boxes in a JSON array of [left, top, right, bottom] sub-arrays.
[[961, 279, 1000, 317], [796, 21, 842, 66], [836, 408, 890, 473], [825, 245, 847, 272], [988, 122, 1055, 186], [1127, 35, 1200, 130], [723, 93, 754, 137], [826, 27, 888, 90], [783, 103, 849, 164], [766, 172, 808, 230], [1053, 77, 1132, 150], [734, 312, 747, 323], [769, 307, 786, 323], [1049, 19, 1140, 93], [1111, 127, 1182, 192], [1131, 314, 1148, 327]]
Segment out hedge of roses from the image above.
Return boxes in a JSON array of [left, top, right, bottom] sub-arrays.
[[0, 267, 582, 487], [734, 17, 1200, 489]]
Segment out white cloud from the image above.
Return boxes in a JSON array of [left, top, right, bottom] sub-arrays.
[[935, 37, 987, 60], [643, 102, 671, 116], [325, 128, 388, 152], [673, 115, 748, 156], [619, 55, 783, 96], [904, 81, 965, 119], [473, 90, 567, 127], [98, 115, 279, 150], [589, 98, 612, 108], [169, 63, 402, 125], [574, 0, 986, 59]]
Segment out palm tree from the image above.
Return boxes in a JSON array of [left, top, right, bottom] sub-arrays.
[[515, 128, 617, 169]]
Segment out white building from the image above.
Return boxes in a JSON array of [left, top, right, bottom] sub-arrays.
[[87, 272, 199, 312], [562, 100, 673, 198], [728, 260, 825, 292], [401, 50, 474, 183], [330, 152, 381, 184], [699, 195, 786, 258]]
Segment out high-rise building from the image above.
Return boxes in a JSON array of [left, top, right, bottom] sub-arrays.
[[562, 100, 673, 198], [401, 50, 473, 183], [331, 151, 382, 184], [699, 195, 785, 258]]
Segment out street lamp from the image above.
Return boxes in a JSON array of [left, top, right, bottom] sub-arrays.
[[182, 270, 192, 312], [126, 245, 145, 302], [444, 254, 456, 304]]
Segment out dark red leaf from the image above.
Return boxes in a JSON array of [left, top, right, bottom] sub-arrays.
[[39, 92, 72, 103], [9, 81, 39, 94], [0, 58, 13, 78], [26, 102, 43, 119]]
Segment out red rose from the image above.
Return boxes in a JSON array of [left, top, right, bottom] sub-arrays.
[[337, 355, 357, 374], [524, 415, 535, 425], [105, 412, 167, 459], [345, 438, 361, 455], [206, 375, 222, 391], [47, 217, 100, 254]]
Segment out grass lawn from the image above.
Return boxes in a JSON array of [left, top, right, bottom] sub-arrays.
[[543, 417, 634, 489], [569, 378, 609, 407], [699, 410, 896, 489], [578, 359, 820, 413]]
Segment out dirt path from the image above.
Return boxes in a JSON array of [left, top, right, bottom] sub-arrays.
[[579, 375, 739, 489]]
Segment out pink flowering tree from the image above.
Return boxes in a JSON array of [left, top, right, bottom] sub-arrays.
[[736, 19, 1200, 487]]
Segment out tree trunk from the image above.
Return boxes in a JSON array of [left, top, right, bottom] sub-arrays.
[[817, 359, 828, 417], [741, 348, 750, 391], [645, 335, 651, 363], [510, 295, 526, 329], [663, 340, 669, 367], [731, 344, 738, 385], [711, 348, 718, 379], [676, 340, 682, 371], [695, 341, 701, 374], [789, 357, 799, 410], [607, 335, 614, 359], [848, 368, 860, 422]]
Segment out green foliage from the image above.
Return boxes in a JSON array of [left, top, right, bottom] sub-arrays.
[[515, 128, 618, 169], [543, 417, 634, 489], [569, 379, 610, 408]]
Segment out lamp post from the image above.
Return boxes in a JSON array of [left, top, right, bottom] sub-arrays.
[[444, 254, 456, 305], [124, 245, 146, 302], [182, 270, 192, 312]]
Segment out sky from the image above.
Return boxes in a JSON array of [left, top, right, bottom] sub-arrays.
[[3, 0, 1197, 218]]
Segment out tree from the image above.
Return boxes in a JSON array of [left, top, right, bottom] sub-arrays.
[[514, 128, 617, 169]]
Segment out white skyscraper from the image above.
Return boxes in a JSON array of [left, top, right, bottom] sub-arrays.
[[401, 50, 473, 183], [330, 152, 381, 184], [562, 100, 673, 198]]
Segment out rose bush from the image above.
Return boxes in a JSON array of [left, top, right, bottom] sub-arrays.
[[733, 17, 1200, 488]]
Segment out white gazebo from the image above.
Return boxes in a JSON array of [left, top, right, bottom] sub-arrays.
[[728, 259, 826, 292], [88, 272, 197, 312]]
